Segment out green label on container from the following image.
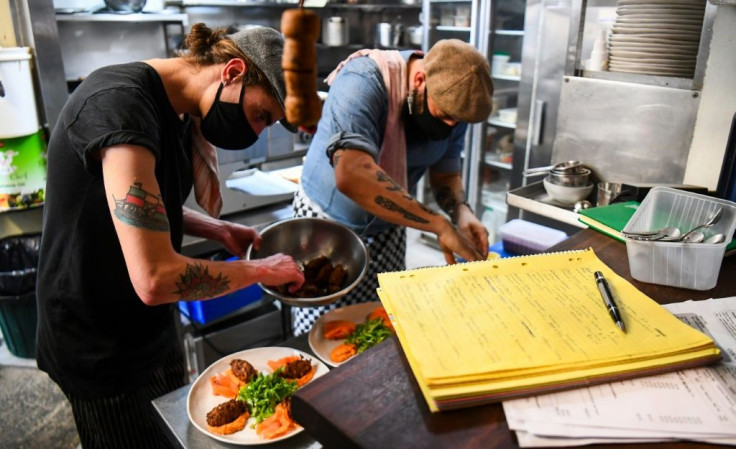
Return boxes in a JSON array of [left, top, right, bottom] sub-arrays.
[[0, 129, 46, 210]]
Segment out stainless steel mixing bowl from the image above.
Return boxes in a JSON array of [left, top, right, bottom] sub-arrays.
[[246, 217, 369, 307]]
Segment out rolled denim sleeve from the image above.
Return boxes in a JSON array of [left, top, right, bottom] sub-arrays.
[[321, 58, 387, 165]]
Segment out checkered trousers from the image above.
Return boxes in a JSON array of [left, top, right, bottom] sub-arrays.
[[290, 186, 406, 336]]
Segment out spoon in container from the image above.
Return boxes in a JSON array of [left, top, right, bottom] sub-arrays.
[[681, 231, 705, 243], [677, 208, 724, 242], [622, 227, 681, 241], [705, 233, 726, 244]]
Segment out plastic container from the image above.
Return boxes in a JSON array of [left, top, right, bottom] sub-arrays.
[[0, 47, 40, 138], [622, 187, 736, 290], [499, 219, 568, 255], [179, 284, 263, 325], [492, 53, 510, 76], [0, 233, 41, 359]]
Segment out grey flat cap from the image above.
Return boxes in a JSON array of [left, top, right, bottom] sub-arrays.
[[228, 26, 297, 133]]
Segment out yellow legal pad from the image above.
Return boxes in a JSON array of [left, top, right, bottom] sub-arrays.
[[376, 249, 720, 412]]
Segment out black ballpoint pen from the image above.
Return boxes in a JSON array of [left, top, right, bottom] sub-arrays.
[[594, 271, 626, 333]]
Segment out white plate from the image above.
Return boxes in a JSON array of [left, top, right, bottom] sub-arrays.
[[611, 25, 702, 35], [617, 0, 707, 7], [609, 55, 695, 66], [608, 42, 698, 54], [308, 301, 383, 368], [609, 49, 696, 60], [187, 347, 329, 445], [609, 34, 702, 45], [617, 7, 706, 16], [614, 17, 704, 26]]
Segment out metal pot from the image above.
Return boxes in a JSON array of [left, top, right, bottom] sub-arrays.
[[322, 16, 349, 47], [404, 25, 423, 47], [374, 23, 403, 48], [104, 0, 147, 13]]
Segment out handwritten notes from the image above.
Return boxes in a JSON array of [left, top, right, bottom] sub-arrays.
[[377, 249, 720, 411]]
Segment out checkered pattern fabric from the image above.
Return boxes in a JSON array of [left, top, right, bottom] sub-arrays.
[[290, 186, 406, 336]]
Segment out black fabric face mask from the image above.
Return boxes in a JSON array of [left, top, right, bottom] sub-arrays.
[[200, 82, 259, 150], [403, 87, 455, 142]]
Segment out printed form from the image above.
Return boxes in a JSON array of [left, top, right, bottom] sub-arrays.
[[503, 296, 736, 446]]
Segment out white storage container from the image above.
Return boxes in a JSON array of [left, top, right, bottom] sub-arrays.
[[622, 187, 736, 290], [499, 219, 567, 255], [0, 47, 40, 138]]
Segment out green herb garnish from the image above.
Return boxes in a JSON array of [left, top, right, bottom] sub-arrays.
[[237, 371, 298, 423], [345, 318, 392, 353]]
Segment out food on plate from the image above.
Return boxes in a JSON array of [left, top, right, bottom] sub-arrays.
[[268, 355, 315, 387], [329, 342, 358, 363], [323, 320, 357, 340], [274, 255, 349, 298], [327, 307, 394, 363], [238, 371, 299, 425], [281, 8, 322, 127], [209, 358, 257, 398], [206, 399, 250, 435], [256, 398, 296, 439], [367, 306, 393, 331]]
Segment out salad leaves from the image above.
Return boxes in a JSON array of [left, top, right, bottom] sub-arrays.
[[345, 318, 392, 353], [238, 371, 298, 423]]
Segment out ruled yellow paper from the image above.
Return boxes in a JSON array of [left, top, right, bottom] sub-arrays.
[[377, 249, 719, 411]]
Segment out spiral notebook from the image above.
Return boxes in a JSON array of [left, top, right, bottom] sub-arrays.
[[376, 249, 721, 412]]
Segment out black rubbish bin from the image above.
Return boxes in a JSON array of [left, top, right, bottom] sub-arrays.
[[0, 233, 41, 358]]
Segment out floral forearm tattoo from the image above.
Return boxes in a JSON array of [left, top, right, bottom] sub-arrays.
[[112, 182, 170, 232], [173, 263, 230, 300]]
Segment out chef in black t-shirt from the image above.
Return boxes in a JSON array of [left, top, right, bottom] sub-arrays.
[[36, 23, 304, 449]]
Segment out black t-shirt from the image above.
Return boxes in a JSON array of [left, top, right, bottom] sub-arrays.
[[36, 62, 193, 397]]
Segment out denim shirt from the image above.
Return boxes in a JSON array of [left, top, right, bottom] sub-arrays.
[[301, 50, 467, 237]]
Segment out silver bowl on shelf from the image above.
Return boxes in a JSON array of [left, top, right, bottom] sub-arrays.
[[246, 217, 369, 307]]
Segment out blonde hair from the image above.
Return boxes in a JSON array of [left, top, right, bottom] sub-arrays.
[[181, 23, 270, 91]]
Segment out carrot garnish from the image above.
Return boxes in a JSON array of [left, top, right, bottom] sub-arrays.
[[329, 342, 358, 363], [255, 402, 296, 439], [323, 320, 357, 340]]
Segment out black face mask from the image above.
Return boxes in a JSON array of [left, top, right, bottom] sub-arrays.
[[200, 82, 259, 150], [403, 87, 455, 142]]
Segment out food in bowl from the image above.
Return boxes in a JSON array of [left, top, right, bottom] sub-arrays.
[[246, 217, 369, 307], [272, 255, 348, 298]]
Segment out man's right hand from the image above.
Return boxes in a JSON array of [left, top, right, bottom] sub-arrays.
[[436, 222, 485, 264], [253, 253, 305, 294]]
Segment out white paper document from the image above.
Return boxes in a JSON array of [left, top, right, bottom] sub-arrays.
[[225, 169, 298, 197], [503, 296, 736, 447]]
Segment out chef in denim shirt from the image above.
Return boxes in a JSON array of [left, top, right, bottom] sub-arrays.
[[291, 39, 494, 335]]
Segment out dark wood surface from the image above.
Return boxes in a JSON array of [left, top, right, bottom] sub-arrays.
[[291, 229, 736, 449]]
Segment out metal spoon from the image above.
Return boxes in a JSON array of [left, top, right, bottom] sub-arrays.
[[623, 226, 681, 241], [705, 233, 726, 244], [681, 231, 705, 243], [678, 208, 724, 242]]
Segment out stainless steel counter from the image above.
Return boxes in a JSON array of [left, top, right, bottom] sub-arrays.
[[152, 333, 323, 449], [506, 181, 587, 229]]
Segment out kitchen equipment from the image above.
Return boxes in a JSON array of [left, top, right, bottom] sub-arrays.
[[524, 160, 585, 177], [622, 226, 681, 241], [597, 182, 622, 206], [322, 16, 349, 47], [546, 168, 592, 187], [543, 177, 593, 204], [374, 23, 402, 48], [706, 234, 726, 244], [622, 187, 736, 290], [246, 217, 369, 307], [0, 47, 40, 138], [404, 25, 423, 47], [677, 207, 723, 241], [103, 0, 147, 13]]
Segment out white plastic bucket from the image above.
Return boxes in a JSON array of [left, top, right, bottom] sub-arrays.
[[0, 48, 40, 138]]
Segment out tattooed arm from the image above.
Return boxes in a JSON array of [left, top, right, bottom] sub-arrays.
[[430, 170, 489, 259], [332, 148, 484, 263], [183, 207, 260, 259], [100, 145, 304, 306]]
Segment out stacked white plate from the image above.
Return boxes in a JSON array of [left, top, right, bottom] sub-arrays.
[[607, 0, 706, 78]]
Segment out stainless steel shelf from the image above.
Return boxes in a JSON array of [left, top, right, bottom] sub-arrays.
[[506, 181, 587, 229], [55, 12, 188, 23], [436, 25, 471, 32], [487, 117, 516, 129], [492, 74, 521, 82]]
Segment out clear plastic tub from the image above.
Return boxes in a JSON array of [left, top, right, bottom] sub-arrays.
[[622, 187, 736, 290], [500, 219, 567, 255]]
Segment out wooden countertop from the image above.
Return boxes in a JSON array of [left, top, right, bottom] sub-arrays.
[[290, 229, 736, 449]]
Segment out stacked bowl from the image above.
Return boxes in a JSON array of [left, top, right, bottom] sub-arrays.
[[539, 161, 594, 204]]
